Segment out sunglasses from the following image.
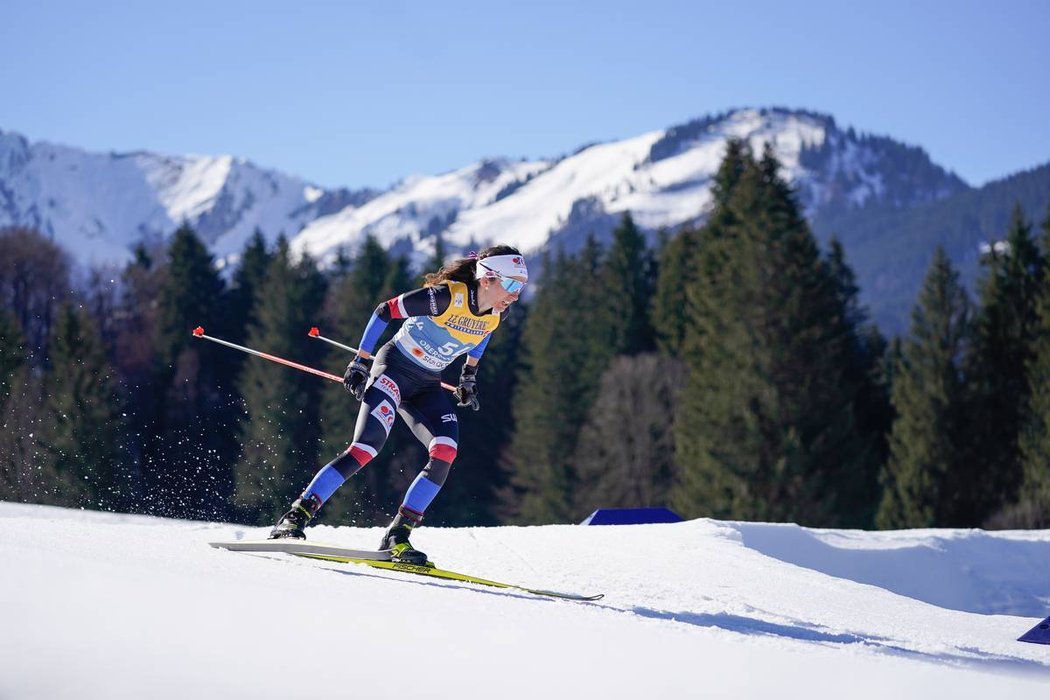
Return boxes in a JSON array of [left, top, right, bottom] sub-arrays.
[[478, 262, 526, 293]]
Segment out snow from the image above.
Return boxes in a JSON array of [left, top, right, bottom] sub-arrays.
[[141, 153, 234, 222], [3, 109, 947, 272], [448, 132, 665, 252], [1, 502, 1047, 699], [292, 110, 849, 263], [291, 158, 550, 265], [0, 130, 328, 269]]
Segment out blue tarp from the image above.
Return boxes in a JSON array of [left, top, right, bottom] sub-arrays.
[[1018, 616, 1050, 645], [580, 507, 683, 525]]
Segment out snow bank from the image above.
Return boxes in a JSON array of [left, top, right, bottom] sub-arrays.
[[1, 503, 1047, 699]]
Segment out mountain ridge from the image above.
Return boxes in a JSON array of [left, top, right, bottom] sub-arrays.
[[3, 108, 1042, 333]]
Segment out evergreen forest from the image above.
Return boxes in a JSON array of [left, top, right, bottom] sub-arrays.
[[3, 141, 1049, 530]]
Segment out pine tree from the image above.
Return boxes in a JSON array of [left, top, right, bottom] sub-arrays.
[[673, 145, 875, 525], [502, 250, 575, 523], [35, 304, 127, 509], [651, 227, 698, 356], [962, 204, 1043, 524], [824, 238, 891, 525], [146, 225, 234, 518], [504, 239, 614, 523], [0, 369, 58, 502], [602, 212, 654, 355], [1016, 206, 1050, 526], [877, 249, 971, 528], [712, 139, 749, 209], [233, 239, 327, 524], [226, 230, 273, 349], [156, 225, 225, 372], [0, 316, 34, 501], [0, 309, 25, 408], [110, 242, 165, 513]]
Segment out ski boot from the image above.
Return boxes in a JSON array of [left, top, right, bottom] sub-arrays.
[[268, 495, 322, 540], [380, 509, 430, 565]]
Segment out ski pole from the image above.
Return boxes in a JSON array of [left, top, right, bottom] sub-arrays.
[[191, 326, 343, 383], [307, 326, 458, 393], [307, 326, 366, 356]]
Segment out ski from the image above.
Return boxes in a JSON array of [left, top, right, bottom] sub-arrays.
[[209, 540, 603, 601], [296, 552, 604, 601], [208, 539, 392, 561]]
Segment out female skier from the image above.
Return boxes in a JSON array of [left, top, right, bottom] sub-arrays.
[[267, 245, 528, 564]]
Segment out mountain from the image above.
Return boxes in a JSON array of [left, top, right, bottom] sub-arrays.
[[811, 163, 1050, 334], [0, 109, 965, 267], [290, 108, 968, 266], [3, 502, 1047, 698], [0, 129, 376, 268], [7, 107, 1037, 333]]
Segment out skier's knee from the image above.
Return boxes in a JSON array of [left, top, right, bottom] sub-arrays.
[[428, 436, 457, 465], [424, 437, 457, 486], [346, 442, 378, 468]]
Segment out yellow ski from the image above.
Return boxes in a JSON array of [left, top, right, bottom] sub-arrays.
[[209, 540, 603, 601]]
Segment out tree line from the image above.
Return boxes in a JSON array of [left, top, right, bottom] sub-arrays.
[[2, 140, 1048, 530]]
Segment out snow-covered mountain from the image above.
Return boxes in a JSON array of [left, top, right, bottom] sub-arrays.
[[2, 502, 1047, 699], [0, 108, 966, 272], [0, 129, 375, 269], [291, 107, 967, 266]]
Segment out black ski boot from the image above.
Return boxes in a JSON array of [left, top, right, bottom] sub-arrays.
[[268, 495, 322, 540], [380, 509, 429, 565]]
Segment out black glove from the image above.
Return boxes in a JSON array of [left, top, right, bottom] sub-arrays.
[[343, 357, 371, 401], [454, 363, 480, 411]]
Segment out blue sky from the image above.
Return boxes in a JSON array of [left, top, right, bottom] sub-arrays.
[[2, 1, 1047, 190]]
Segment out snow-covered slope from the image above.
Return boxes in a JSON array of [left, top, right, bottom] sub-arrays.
[[0, 129, 372, 269], [1, 502, 1046, 699], [293, 108, 967, 266], [289, 156, 552, 264], [1, 108, 966, 273]]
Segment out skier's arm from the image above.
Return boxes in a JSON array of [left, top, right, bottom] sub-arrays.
[[466, 334, 491, 360], [356, 286, 453, 357]]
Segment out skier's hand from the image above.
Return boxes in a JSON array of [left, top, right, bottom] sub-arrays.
[[343, 357, 371, 401], [454, 363, 480, 411]]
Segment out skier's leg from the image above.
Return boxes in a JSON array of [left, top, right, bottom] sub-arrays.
[[379, 388, 458, 562], [269, 375, 400, 539]]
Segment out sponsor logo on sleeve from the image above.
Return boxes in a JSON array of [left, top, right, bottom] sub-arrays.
[[427, 287, 439, 315], [441, 413, 458, 423]]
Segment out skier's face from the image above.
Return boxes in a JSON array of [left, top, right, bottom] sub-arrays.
[[481, 275, 524, 313]]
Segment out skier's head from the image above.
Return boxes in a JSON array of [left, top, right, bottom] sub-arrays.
[[473, 246, 527, 313], [423, 245, 526, 314], [473, 248, 528, 293], [425, 246, 527, 290]]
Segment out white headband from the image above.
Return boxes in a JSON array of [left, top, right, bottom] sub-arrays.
[[475, 254, 528, 281]]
